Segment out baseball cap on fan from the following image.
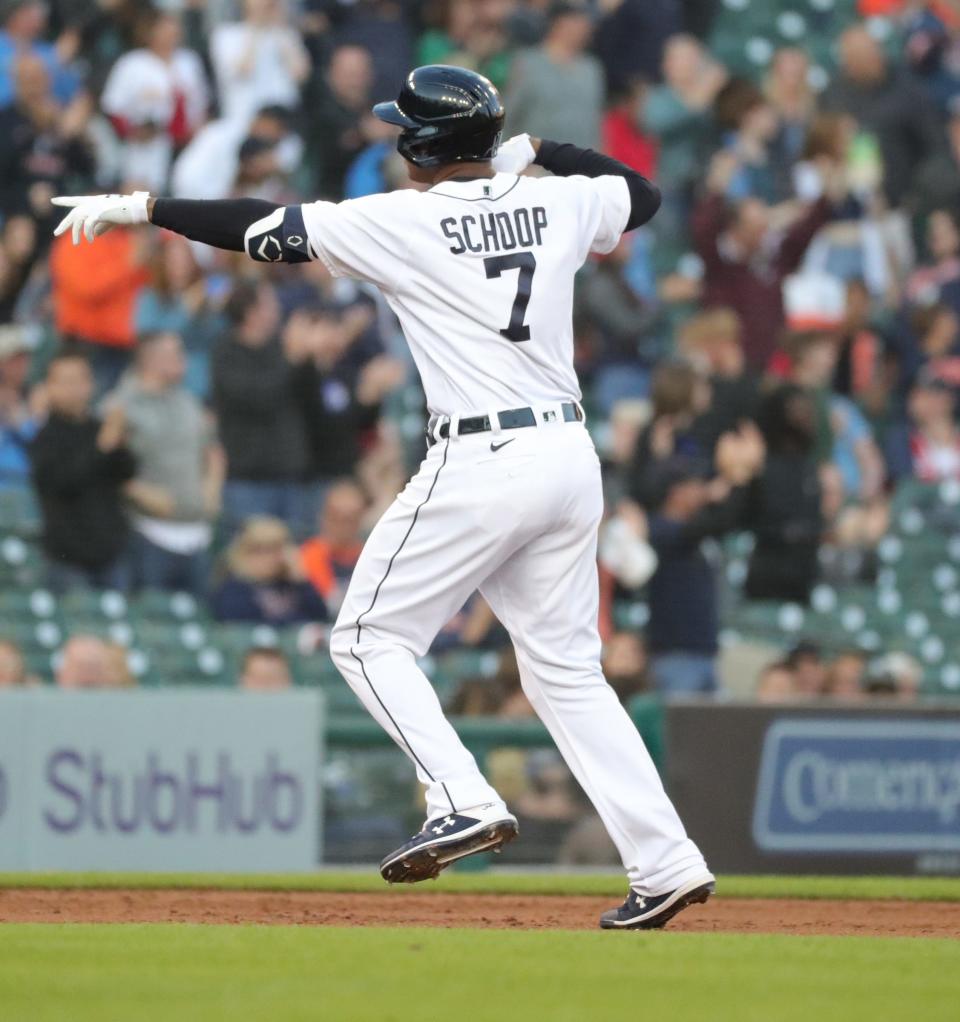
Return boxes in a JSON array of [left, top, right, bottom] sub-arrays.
[[0, 325, 30, 361], [548, 0, 593, 22]]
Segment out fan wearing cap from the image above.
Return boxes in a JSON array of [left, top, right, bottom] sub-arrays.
[[50, 65, 721, 930], [0, 324, 37, 492], [886, 369, 960, 484]]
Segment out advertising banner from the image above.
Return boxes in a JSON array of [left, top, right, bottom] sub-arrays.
[[752, 719, 960, 854], [667, 703, 960, 875], [0, 688, 323, 872]]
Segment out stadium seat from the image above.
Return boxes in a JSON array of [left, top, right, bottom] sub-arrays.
[[136, 619, 192, 648], [206, 621, 282, 653], [0, 588, 57, 621], [131, 590, 205, 623], [0, 534, 44, 588], [4, 618, 61, 649], [143, 646, 231, 687], [59, 589, 129, 622], [0, 488, 42, 537]]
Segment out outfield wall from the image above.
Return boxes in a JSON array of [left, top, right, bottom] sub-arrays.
[[668, 703, 960, 876], [0, 689, 323, 871], [3, 689, 959, 875]]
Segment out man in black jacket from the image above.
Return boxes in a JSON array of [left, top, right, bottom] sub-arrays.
[[212, 281, 316, 540], [646, 424, 765, 695], [30, 350, 136, 592]]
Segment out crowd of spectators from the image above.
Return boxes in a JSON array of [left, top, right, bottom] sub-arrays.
[[1, 0, 959, 706]]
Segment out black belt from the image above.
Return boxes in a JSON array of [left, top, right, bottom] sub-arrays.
[[427, 402, 583, 445]]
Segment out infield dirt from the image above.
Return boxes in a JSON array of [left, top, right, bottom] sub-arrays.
[[2, 889, 959, 938]]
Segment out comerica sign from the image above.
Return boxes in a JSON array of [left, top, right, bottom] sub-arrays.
[[0, 689, 322, 871], [753, 720, 960, 853], [666, 704, 960, 875]]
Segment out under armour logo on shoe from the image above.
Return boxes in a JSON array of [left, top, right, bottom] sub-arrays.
[[431, 816, 457, 835]]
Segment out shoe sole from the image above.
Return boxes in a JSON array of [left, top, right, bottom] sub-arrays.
[[381, 819, 520, 884], [600, 880, 715, 931]]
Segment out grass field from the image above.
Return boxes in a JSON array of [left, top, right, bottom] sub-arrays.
[[2, 873, 958, 1022], [3, 869, 960, 900], [3, 924, 958, 1022]]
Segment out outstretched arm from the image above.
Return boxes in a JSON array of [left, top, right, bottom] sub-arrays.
[[52, 193, 313, 263]]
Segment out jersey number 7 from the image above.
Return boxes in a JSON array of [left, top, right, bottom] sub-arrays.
[[484, 253, 536, 343]]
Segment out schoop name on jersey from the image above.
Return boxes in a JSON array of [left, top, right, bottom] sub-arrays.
[[439, 206, 548, 256]]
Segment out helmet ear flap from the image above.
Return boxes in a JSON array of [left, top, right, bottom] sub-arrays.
[[397, 129, 444, 168]]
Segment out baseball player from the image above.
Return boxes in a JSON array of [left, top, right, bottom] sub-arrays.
[[53, 65, 714, 929]]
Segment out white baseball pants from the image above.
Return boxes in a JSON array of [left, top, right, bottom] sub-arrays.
[[329, 413, 710, 895]]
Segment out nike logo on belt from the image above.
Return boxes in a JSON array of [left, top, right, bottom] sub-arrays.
[[490, 439, 515, 453]]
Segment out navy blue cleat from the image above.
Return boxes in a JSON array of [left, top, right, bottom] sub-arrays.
[[600, 877, 716, 930], [380, 803, 519, 884]]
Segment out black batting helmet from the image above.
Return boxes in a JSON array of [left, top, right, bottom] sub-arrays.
[[372, 65, 505, 169]]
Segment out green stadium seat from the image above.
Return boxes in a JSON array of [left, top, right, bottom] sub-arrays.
[[207, 622, 279, 653], [60, 589, 129, 622], [0, 489, 41, 536], [136, 620, 208, 652], [0, 535, 44, 588], [0, 587, 57, 621], [23, 647, 55, 681], [731, 600, 786, 635], [937, 663, 960, 693], [131, 589, 205, 623], [611, 601, 649, 631], [62, 620, 136, 647], [141, 645, 231, 686], [2, 618, 63, 651]]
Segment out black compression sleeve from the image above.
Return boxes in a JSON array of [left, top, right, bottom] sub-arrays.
[[151, 197, 281, 252], [533, 139, 661, 231]]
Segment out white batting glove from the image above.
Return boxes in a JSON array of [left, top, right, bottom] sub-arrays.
[[51, 192, 151, 245], [491, 134, 537, 175]]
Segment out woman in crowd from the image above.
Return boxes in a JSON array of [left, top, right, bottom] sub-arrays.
[[211, 515, 328, 626]]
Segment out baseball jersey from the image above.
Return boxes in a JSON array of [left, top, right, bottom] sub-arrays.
[[297, 172, 631, 416]]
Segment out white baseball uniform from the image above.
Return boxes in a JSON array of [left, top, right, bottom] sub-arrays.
[[301, 171, 710, 895]]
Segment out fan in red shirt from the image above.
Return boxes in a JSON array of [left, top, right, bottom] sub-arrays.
[[602, 81, 658, 180]]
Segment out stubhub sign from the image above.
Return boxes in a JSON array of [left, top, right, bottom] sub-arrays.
[[0, 688, 322, 871], [752, 719, 960, 853]]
